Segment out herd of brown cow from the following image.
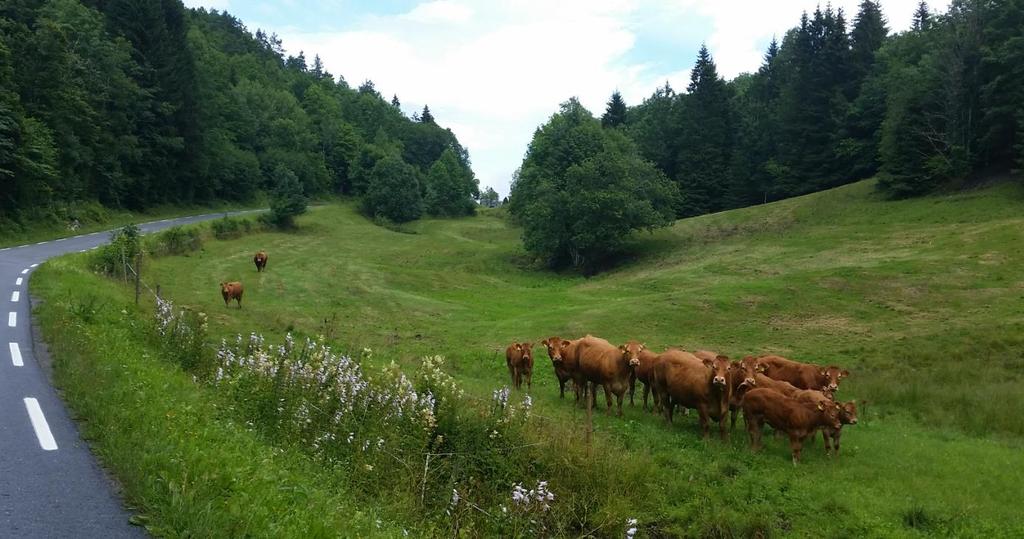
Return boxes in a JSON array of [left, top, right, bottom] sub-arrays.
[[218, 250, 269, 308], [507, 336, 857, 464]]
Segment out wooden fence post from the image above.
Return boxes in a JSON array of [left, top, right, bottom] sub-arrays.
[[134, 252, 142, 305]]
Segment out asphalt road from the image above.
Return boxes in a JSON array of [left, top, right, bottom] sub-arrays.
[[0, 210, 261, 538]]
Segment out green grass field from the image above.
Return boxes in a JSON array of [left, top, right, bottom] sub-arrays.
[[38, 179, 1024, 536]]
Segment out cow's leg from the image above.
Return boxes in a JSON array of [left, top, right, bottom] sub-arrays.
[[730, 406, 739, 430], [745, 413, 759, 450], [790, 434, 804, 466], [664, 395, 674, 424], [822, 429, 832, 455], [558, 378, 566, 399], [236, 297, 242, 309], [509, 366, 516, 388], [602, 385, 613, 415], [629, 376, 636, 406], [698, 405, 710, 439], [832, 430, 842, 457], [526, 370, 532, 390], [615, 389, 624, 417], [641, 382, 649, 411], [718, 409, 728, 441]]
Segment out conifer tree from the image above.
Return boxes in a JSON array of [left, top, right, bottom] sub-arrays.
[[601, 91, 627, 128], [675, 44, 733, 215]]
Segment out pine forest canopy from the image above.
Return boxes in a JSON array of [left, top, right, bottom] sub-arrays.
[[0, 0, 479, 226], [512, 0, 1023, 270]]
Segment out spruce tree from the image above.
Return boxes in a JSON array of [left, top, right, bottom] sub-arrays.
[[601, 91, 627, 128], [850, 1, 888, 82], [391, 94, 401, 108], [912, 2, 931, 31], [675, 44, 733, 216], [420, 105, 435, 123]]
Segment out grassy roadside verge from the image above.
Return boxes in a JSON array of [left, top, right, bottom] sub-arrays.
[[0, 201, 266, 249], [31, 256, 398, 538]]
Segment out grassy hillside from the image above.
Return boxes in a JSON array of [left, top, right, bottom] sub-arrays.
[[42, 179, 1024, 535]]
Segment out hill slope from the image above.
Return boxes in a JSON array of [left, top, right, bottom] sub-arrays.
[[126, 179, 1024, 534]]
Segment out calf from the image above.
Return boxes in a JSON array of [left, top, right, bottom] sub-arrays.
[[727, 356, 760, 429], [821, 400, 859, 456], [505, 342, 534, 390], [541, 336, 585, 403], [220, 281, 244, 308], [576, 335, 643, 417], [630, 348, 664, 412], [253, 250, 268, 272], [653, 350, 733, 439], [756, 355, 848, 394], [741, 388, 842, 464]]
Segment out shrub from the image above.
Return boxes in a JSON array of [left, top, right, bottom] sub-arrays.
[[210, 216, 256, 239], [146, 226, 203, 256], [154, 297, 210, 374], [267, 165, 308, 228], [91, 224, 141, 278], [362, 154, 423, 223]]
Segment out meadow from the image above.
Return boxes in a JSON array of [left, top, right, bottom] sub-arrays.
[[34, 178, 1024, 536]]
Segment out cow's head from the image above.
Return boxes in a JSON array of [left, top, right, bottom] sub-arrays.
[[618, 341, 645, 367], [520, 342, 534, 362], [839, 400, 858, 425], [220, 282, 229, 294], [754, 358, 770, 374], [732, 356, 758, 390], [815, 400, 843, 430], [541, 337, 572, 363], [819, 366, 849, 392], [702, 355, 732, 387]]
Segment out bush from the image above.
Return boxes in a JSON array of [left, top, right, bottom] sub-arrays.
[[362, 154, 423, 223], [510, 99, 678, 270], [210, 216, 256, 239], [91, 224, 141, 278], [267, 165, 308, 228], [146, 226, 203, 256]]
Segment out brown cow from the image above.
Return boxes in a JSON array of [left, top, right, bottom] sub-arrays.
[[576, 335, 642, 417], [821, 400, 859, 456], [505, 342, 534, 390], [630, 348, 664, 412], [653, 350, 733, 439], [756, 355, 849, 394], [220, 281, 243, 308], [741, 387, 842, 464], [726, 356, 760, 429], [541, 336, 586, 403], [253, 250, 268, 272]]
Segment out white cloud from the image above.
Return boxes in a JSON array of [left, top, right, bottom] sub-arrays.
[[254, 0, 952, 196], [675, 0, 951, 78], [401, 0, 474, 24]]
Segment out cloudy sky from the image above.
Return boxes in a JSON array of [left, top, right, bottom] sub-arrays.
[[183, 0, 949, 196]]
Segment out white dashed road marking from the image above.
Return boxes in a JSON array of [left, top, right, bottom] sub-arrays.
[[24, 398, 58, 451], [15, 278, 23, 286], [11, 291, 19, 303], [21, 269, 29, 275], [10, 342, 23, 367], [30, 264, 37, 268], [7, 312, 15, 328]]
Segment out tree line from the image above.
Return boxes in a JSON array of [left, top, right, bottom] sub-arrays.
[[0, 0, 478, 228], [511, 0, 1023, 270]]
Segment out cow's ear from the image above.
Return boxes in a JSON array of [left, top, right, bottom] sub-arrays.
[[561, 340, 571, 348], [756, 363, 768, 372], [639, 343, 645, 351], [515, 343, 522, 351], [819, 369, 828, 377], [816, 401, 825, 411], [840, 369, 850, 379], [619, 345, 628, 353], [702, 357, 714, 368]]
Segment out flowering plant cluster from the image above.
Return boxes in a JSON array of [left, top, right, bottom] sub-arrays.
[[491, 385, 533, 427], [154, 297, 208, 372], [211, 332, 442, 469]]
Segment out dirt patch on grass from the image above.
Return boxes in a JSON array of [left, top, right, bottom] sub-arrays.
[[768, 314, 871, 336]]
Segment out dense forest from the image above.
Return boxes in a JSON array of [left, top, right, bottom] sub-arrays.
[[511, 0, 1023, 269], [0, 0, 478, 228]]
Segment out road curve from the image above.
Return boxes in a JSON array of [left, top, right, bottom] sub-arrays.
[[0, 210, 262, 538]]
